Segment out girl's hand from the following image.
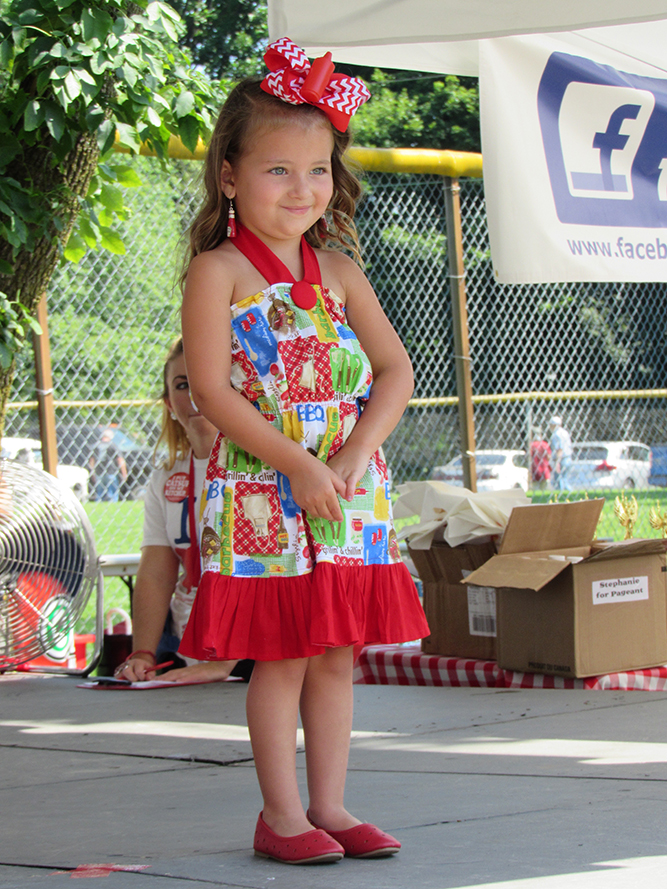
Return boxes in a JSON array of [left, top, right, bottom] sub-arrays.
[[289, 455, 348, 522], [326, 445, 372, 503]]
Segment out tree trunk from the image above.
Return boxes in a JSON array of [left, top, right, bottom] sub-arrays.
[[0, 130, 101, 437]]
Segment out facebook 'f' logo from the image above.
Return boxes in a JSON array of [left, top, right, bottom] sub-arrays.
[[592, 104, 641, 192], [538, 53, 667, 227]]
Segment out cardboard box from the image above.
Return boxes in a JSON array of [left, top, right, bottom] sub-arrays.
[[409, 533, 498, 659], [465, 499, 667, 678]]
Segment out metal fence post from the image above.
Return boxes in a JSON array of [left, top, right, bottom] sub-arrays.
[[33, 294, 59, 476], [443, 176, 477, 491]]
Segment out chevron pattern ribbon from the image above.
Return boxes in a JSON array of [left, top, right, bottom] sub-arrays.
[[261, 37, 370, 132]]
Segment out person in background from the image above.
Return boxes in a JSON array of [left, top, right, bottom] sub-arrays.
[[529, 429, 551, 489], [15, 447, 37, 467], [549, 416, 573, 491], [114, 337, 252, 684], [89, 428, 127, 501]]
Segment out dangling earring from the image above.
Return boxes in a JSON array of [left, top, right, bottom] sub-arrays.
[[227, 199, 237, 238], [318, 212, 328, 237]]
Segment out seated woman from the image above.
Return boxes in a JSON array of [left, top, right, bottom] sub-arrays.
[[115, 337, 252, 683]]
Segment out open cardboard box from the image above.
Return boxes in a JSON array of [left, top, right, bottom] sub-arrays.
[[465, 499, 667, 678], [409, 530, 498, 660]]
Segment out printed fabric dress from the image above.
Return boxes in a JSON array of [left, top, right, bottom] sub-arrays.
[[179, 232, 429, 662]]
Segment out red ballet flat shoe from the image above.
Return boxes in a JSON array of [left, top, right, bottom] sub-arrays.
[[253, 812, 344, 865], [307, 815, 401, 858]]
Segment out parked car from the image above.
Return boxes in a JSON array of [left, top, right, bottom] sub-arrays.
[[569, 441, 652, 489], [431, 450, 529, 491], [0, 436, 89, 501], [649, 444, 667, 487], [50, 424, 155, 501]]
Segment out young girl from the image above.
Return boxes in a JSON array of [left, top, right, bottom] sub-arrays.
[[180, 38, 430, 865]]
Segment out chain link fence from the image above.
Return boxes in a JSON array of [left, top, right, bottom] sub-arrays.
[[6, 157, 667, 562]]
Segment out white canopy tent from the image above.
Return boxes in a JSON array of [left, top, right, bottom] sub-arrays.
[[267, 2, 667, 77]]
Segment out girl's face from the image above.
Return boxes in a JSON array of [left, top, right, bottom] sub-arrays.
[[164, 352, 217, 446], [222, 119, 334, 246]]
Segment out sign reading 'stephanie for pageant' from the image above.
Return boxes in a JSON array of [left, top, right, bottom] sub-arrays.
[[592, 576, 649, 604]]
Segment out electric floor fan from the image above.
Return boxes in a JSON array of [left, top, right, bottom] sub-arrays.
[[0, 458, 101, 673]]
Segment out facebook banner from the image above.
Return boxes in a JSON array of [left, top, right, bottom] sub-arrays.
[[480, 34, 667, 282]]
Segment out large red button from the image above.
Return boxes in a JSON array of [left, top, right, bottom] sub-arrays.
[[291, 280, 318, 310]]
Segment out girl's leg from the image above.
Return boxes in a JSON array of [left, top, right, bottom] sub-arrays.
[[246, 657, 313, 837], [300, 645, 361, 831]]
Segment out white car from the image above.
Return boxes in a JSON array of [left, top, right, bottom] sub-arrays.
[[1, 436, 89, 501], [569, 441, 652, 489], [431, 449, 529, 491]]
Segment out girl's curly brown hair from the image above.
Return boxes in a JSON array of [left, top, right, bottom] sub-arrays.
[[180, 78, 364, 291]]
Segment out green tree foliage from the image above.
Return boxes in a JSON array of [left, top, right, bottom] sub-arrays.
[[169, 0, 268, 79], [0, 291, 42, 370], [0, 0, 219, 431], [350, 69, 480, 152]]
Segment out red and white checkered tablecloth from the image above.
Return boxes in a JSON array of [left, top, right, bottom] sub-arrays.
[[353, 644, 498, 687], [353, 644, 667, 691]]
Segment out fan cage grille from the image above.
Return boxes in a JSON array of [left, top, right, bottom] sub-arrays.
[[0, 459, 97, 667]]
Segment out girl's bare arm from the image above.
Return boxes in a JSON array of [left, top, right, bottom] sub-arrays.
[[321, 252, 414, 499]]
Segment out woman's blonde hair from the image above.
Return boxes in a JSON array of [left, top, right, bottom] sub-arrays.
[[180, 78, 364, 290], [155, 337, 191, 470]]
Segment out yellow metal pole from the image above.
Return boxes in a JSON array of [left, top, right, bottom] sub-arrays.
[[443, 177, 477, 492], [113, 134, 484, 179], [349, 146, 483, 178]]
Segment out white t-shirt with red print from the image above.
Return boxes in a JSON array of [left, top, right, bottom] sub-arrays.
[[141, 455, 208, 646]]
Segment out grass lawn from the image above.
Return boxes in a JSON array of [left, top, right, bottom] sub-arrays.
[[530, 488, 667, 540], [85, 500, 145, 554], [77, 500, 144, 634]]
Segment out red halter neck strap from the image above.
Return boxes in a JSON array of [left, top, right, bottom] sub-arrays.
[[231, 225, 321, 309]]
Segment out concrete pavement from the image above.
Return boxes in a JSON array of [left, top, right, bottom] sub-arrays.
[[2, 671, 667, 888]]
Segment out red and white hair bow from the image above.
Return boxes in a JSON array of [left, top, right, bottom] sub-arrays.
[[261, 37, 370, 132]]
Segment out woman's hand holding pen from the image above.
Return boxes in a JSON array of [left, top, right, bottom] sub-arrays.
[[115, 654, 172, 682]]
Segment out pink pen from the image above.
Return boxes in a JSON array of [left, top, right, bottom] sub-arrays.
[[146, 660, 174, 672]]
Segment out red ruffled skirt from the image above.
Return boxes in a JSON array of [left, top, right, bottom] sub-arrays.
[[179, 561, 429, 662]]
